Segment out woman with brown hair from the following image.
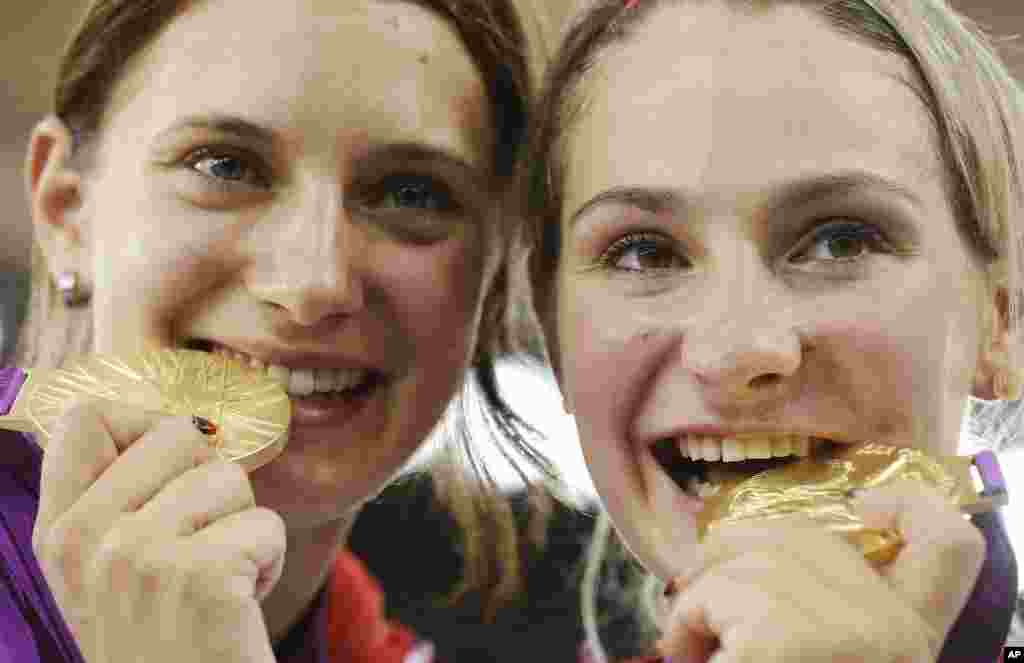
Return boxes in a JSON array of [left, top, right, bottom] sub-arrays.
[[0, 1, 550, 661], [523, 0, 1021, 661]]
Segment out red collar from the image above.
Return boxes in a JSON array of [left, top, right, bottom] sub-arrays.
[[326, 550, 421, 663]]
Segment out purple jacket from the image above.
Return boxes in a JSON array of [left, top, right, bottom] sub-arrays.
[[0, 376, 329, 663]]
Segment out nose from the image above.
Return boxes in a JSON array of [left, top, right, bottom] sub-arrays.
[[683, 312, 803, 408], [248, 182, 365, 327]]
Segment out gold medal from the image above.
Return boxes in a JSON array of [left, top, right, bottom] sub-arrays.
[[0, 350, 290, 472], [695, 442, 1007, 567]]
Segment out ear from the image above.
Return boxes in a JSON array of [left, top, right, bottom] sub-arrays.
[[25, 116, 90, 286], [972, 281, 1013, 400]]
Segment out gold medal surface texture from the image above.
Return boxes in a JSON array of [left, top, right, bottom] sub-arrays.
[[25, 349, 290, 472]]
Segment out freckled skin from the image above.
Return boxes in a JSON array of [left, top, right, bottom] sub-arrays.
[[551, 3, 999, 581]]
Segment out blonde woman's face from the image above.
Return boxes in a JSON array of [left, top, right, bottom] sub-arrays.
[[554, 3, 996, 580], [63, 0, 496, 528]]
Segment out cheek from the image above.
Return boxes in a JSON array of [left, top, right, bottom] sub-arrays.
[[89, 186, 249, 350], [814, 315, 969, 453], [557, 283, 659, 497], [386, 238, 486, 374]]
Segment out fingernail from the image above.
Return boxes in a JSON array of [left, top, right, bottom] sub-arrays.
[[192, 416, 217, 436]]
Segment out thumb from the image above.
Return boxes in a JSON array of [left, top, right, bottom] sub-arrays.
[[851, 480, 986, 640]]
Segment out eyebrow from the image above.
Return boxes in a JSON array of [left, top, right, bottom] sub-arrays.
[[352, 142, 483, 180], [154, 114, 277, 150], [568, 170, 926, 228], [153, 114, 483, 177]]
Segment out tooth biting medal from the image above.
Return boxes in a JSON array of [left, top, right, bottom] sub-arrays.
[[0, 349, 290, 472], [688, 440, 1008, 567]]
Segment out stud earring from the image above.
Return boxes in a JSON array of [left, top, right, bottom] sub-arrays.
[[54, 271, 91, 308]]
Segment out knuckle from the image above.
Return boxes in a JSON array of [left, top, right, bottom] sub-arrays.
[[38, 519, 93, 592], [898, 618, 941, 662], [937, 520, 987, 573], [93, 522, 179, 596], [181, 553, 243, 608], [155, 415, 217, 462], [92, 524, 142, 588], [256, 507, 288, 545], [54, 399, 104, 435], [216, 460, 255, 504]]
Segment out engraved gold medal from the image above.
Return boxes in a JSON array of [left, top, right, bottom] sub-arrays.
[[0, 350, 290, 472]]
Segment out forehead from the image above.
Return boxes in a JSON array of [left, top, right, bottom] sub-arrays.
[[566, 2, 945, 216], [104, 0, 489, 165]]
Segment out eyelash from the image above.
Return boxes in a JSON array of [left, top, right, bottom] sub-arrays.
[[364, 174, 461, 214], [790, 220, 894, 264], [598, 231, 687, 273], [596, 220, 895, 275], [183, 146, 272, 190]]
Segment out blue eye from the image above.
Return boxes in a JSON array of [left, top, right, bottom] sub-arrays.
[[197, 156, 245, 180], [790, 221, 891, 264], [600, 232, 688, 272], [376, 175, 457, 212], [185, 148, 270, 189]]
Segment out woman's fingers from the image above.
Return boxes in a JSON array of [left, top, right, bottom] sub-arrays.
[[186, 506, 288, 604], [658, 483, 985, 662], [678, 517, 872, 594], [31, 396, 284, 663], [134, 458, 255, 537], [852, 481, 986, 639], [86, 507, 285, 662], [65, 414, 214, 521], [35, 399, 167, 546], [34, 401, 217, 602], [661, 558, 834, 663]]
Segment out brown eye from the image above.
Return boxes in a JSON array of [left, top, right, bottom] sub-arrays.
[[790, 221, 890, 264], [601, 232, 688, 272]]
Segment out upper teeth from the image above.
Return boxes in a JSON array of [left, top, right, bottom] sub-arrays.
[[211, 346, 369, 397], [678, 434, 813, 462]]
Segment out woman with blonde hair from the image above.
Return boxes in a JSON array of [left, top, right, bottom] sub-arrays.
[[523, 0, 1021, 660], [0, 0, 555, 661]]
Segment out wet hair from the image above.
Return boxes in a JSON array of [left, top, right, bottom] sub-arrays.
[[17, 0, 556, 617], [521, 0, 1024, 658]]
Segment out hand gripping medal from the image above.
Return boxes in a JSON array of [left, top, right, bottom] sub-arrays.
[[654, 437, 1009, 567], [0, 349, 290, 472]]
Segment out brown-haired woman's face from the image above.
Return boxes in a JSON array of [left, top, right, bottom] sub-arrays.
[[553, 3, 999, 579], [39, 0, 496, 527]]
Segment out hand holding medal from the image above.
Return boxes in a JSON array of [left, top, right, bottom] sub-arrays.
[[1, 350, 291, 663]]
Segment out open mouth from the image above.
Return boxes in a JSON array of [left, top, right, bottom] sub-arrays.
[[650, 434, 844, 499], [181, 338, 387, 401]]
